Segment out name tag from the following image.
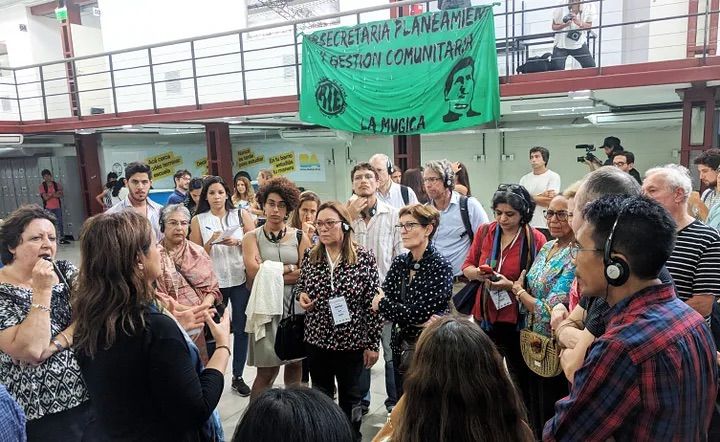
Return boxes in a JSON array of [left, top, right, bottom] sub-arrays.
[[329, 296, 351, 325], [489, 289, 512, 310]]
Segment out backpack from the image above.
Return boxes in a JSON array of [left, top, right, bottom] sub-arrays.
[[400, 185, 409, 205], [41, 181, 60, 209], [459, 195, 474, 244], [516, 53, 552, 74]]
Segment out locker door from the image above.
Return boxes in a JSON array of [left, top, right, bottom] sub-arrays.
[[2, 161, 18, 214], [59, 157, 85, 239], [12, 159, 31, 207], [24, 158, 42, 207]]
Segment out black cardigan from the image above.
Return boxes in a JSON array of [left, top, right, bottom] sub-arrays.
[[77, 312, 223, 441]]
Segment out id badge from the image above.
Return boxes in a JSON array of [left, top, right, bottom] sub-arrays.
[[489, 289, 512, 310], [329, 296, 351, 325]]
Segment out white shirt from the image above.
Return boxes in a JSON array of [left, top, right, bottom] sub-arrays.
[[377, 182, 418, 209], [351, 199, 405, 283], [553, 5, 595, 49], [196, 209, 246, 288], [431, 191, 489, 276], [106, 195, 163, 240], [519, 169, 562, 229]]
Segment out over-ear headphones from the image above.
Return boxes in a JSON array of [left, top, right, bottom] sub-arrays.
[[603, 202, 631, 286], [442, 162, 454, 188], [496, 184, 531, 220], [386, 157, 395, 176], [159, 217, 165, 234], [341, 222, 351, 232], [362, 203, 378, 219]]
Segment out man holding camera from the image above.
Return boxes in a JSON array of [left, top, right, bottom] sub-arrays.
[[586, 136, 623, 170], [551, 0, 596, 71]]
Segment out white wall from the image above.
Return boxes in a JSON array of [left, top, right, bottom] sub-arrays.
[[422, 124, 682, 216], [648, 0, 688, 61]]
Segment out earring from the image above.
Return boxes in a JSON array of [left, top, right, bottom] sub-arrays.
[[138, 263, 145, 270]]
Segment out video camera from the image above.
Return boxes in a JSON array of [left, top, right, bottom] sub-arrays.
[[576, 144, 600, 163]]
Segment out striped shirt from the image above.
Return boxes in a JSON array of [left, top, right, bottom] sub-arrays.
[[351, 200, 405, 284], [665, 220, 720, 302]]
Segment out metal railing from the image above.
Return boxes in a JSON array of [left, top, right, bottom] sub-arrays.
[[0, 0, 716, 124]]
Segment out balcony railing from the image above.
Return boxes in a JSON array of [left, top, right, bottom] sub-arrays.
[[0, 0, 716, 124]]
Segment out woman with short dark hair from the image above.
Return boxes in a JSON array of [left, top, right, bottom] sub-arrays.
[[73, 211, 230, 441], [401, 169, 429, 205], [461, 184, 546, 416], [371, 204, 453, 398], [243, 177, 312, 400], [0, 205, 91, 440], [233, 386, 354, 442]]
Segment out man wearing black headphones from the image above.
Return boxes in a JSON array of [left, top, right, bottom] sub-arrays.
[[369, 154, 418, 209], [544, 195, 717, 441], [423, 159, 488, 279]]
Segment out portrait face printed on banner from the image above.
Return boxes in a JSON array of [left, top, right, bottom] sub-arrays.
[[443, 57, 481, 123]]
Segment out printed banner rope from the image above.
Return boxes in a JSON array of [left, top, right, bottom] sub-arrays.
[[300, 4, 500, 136]]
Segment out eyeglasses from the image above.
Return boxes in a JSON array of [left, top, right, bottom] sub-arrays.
[[394, 222, 426, 232], [316, 220, 341, 229], [613, 162, 627, 167], [422, 177, 443, 184], [568, 243, 603, 259], [165, 220, 190, 228], [265, 201, 288, 210], [543, 210, 572, 221]]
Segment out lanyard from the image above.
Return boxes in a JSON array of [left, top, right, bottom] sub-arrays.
[[325, 248, 343, 293], [497, 229, 521, 274]]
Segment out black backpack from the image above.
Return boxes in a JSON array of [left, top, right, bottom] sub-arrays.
[[517, 53, 552, 74], [427, 195, 474, 243]]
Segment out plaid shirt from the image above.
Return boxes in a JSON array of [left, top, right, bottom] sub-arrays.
[[544, 284, 718, 442]]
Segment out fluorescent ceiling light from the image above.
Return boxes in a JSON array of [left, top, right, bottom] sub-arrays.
[[585, 110, 682, 125], [568, 90, 593, 100], [511, 100, 595, 113], [539, 105, 609, 117]]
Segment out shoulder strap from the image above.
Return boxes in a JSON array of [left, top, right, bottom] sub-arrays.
[[400, 185, 409, 205], [42, 181, 48, 193], [459, 195, 474, 243], [296, 228, 303, 243]]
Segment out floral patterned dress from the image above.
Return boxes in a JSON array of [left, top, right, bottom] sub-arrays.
[[525, 240, 575, 337]]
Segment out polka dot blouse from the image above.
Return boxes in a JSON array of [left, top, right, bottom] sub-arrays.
[[378, 244, 454, 355]]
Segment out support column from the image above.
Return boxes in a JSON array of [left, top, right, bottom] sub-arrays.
[[75, 133, 103, 216], [58, 0, 82, 118], [205, 123, 233, 182], [679, 84, 717, 168], [393, 134, 421, 172]]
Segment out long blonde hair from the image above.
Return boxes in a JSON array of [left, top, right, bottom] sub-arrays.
[[232, 174, 255, 207], [308, 201, 357, 266]]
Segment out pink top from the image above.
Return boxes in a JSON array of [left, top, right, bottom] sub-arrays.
[[568, 277, 580, 312], [39, 181, 62, 210]]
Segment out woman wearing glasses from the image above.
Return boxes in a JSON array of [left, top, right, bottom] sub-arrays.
[[371, 204, 453, 398], [510, 195, 575, 437], [461, 184, 546, 413], [156, 204, 222, 364], [295, 201, 382, 439], [242, 177, 312, 400], [190, 176, 255, 396]]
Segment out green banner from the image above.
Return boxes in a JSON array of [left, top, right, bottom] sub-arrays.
[[300, 5, 500, 135]]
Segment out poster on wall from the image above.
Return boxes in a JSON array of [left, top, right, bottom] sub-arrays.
[[104, 146, 209, 189], [235, 147, 326, 182], [299, 5, 500, 135]]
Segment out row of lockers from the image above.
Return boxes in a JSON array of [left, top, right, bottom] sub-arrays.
[[0, 156, 86, 239]]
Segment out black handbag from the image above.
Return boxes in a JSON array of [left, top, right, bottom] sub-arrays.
[[274, 294, 306, 361], [452, 280, 481, 315]]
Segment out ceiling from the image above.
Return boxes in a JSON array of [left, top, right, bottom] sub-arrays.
[[0, 0, 46, 10]]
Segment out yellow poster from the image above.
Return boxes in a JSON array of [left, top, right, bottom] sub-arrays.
[[269, 151, 296, 175], [237, 147, 265, 169], [146, 152, 183, 180]]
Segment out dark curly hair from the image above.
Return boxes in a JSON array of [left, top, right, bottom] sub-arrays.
[[491, 184, 536, 225], [0, 205, 57, 265], [256, 176, 301, 212]]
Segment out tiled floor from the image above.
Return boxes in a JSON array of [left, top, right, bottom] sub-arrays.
[[56, 241, 387, 441]]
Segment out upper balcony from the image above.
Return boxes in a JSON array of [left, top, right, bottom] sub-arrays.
[[0, 0, 718, 133]]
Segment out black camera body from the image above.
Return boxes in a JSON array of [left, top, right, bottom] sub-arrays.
[[567, 30, 582, 42], [576, 144, 599, 163], [563, 14, 574, 23]]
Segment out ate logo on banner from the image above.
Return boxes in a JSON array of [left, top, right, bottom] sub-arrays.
[[315, 78, 347, 117]]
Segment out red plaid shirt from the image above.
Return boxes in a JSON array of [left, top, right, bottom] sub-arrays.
[[543, 284, 718, 442]]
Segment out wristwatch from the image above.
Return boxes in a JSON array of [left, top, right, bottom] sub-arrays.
[[288, 264, 296, 273]]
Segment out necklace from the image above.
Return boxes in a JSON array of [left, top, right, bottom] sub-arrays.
[[263, 225, 287, 243]]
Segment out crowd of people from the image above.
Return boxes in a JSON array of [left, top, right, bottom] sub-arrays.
[[1, 142, 719, 442]]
